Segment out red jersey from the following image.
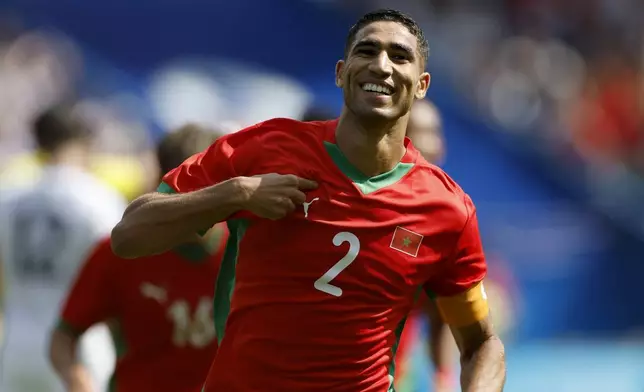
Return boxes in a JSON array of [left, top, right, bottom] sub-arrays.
[[59, 229, 227, 392], [160, 118, 487, 392]]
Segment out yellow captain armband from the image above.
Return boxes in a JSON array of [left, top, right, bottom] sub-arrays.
[[435, 281, 489, 327]]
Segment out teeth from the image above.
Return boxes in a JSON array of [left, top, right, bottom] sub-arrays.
[[362, 83, 392, 95]]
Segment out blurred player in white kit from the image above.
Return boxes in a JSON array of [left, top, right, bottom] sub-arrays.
[[0, 105, 125, 391]]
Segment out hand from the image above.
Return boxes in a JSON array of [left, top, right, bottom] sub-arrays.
[[62, 363, 96, 392], [433, 380, 453, 392], [66, 372, 95, 392], [433, 368, 455, 392], [239, 173, 318, 220], [68, 384, 94, 392]]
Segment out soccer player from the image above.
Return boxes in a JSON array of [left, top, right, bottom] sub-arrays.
[[111, 9, 506, 392], [406, 99, 445, 165], [49, 124, 226, 392], [0, 106, 125, 392], [395, 99, 454, 392]]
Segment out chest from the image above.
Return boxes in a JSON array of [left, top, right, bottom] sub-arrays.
[[239, 174, 458, 303]]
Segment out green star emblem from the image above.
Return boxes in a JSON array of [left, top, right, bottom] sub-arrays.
[[402, 236, 412, 247]]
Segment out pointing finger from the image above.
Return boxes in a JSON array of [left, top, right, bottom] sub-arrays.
[[296, 177, 318, 190]]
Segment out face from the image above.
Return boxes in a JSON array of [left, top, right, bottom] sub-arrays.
[[406, 102, 445, 164], [336, 21, 430, 123]]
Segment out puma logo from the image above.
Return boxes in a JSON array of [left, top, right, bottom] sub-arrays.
[[140, 282, 167, 303], [303, 197, 320, 219]]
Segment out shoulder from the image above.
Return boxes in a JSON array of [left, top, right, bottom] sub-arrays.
[[220, 118, 330, 173], [413, 161, 474, 227], [81, 236, 123, 274], [224, 117, 324, 146], [87, 237, 118, 263], [201, 117, 321, 162]]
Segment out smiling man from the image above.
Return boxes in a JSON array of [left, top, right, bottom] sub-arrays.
[[110, 9, 505, 392]]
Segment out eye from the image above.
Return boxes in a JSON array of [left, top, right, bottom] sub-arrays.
[[356, 48, 376, 56], [391, 54, 409, 62]]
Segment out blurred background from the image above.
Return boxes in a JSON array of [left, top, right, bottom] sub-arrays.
[[0, 0, 643, 391]]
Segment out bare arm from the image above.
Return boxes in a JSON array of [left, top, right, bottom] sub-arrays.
[[111, 178, 246, 258], [49, 328, 95, 392], [0, 256, 4, 347], [424, 300, 455, 390], [451, 317, 506, 392], [111, 174, 317, 259]]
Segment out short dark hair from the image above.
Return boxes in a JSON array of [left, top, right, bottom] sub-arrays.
[[344, 9, 429, 67], [156, 123, 221, 175], [32, 105, 91, 153]]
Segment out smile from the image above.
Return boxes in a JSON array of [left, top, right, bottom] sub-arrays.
[[361, 83, 393, 96]]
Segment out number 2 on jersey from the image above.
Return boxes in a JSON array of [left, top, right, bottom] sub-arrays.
[[314, 232, 360, 297]]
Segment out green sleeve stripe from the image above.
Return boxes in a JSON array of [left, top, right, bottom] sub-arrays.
[[157, 181, 177, 194], [424, 287, 437, 300], [174, 243, 210, 261], [55, 319, 85, 337], [214, 219, 250, 344]]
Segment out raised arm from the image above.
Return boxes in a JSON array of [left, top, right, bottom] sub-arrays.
[[110, 126, 317, 259], [422, 299, 456, 392], [110, 178, 247, 258], [50, 328, 96, 392], [425, 195, 506, 392], [451, 314, 505, 391], [0, 255, 4, 348]]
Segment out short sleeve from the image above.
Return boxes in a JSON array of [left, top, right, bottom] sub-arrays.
[[158, 122, 264, 195], [58, 238, 118, 335], [424, 194, 489, 327]]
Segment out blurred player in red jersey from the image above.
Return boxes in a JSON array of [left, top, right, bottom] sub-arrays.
[[395, 99, 455, 392], [111, 9, 506, 392], [49, 124, 227, 392]]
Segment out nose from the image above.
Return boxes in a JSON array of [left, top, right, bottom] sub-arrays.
[[368, 51, 393, 77]]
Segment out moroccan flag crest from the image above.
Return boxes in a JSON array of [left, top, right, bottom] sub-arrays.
[[390, 227, 423, 257]]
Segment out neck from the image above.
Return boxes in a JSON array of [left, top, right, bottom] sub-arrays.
[[335, 107, 409, 176]]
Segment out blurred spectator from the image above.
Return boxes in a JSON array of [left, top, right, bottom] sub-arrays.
[[396, 99, 454, 392], [406, 99, 446, 165], [49, 123, 226, 392], [0, 105, 124, 392], [0, 27, 149, 201], [568, 51, 643, 166], [0, 29, 81, 164]]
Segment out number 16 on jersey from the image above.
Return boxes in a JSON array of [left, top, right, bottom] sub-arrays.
[[314, 232, 360, 297]]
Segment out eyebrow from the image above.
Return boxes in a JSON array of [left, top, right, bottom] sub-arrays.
[[353, 39, 416, 59]]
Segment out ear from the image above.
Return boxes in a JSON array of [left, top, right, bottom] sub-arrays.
[[335, 60, 345, 88], [415, 72, 431, 99]]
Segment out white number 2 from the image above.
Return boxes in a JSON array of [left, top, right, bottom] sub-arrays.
[[314, 231, 360, 297]]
